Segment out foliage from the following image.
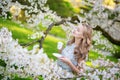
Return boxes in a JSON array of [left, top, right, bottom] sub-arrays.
[[46, 0, 79, 17], [88, 50, 103, 61], [12, 75, 32, 80], [92, 31, 120, 58]]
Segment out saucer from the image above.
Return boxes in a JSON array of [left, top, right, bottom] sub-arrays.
[[53, 53, 63, 58]]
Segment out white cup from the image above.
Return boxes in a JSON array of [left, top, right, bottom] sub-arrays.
[[57, 42, 63, 50]]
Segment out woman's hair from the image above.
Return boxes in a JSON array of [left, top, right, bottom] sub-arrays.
[[67, 23, 92, 63]]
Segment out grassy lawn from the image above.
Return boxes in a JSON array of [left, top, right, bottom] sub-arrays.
[[43, 35, 65, 60], [0, 18, 65, 59], [38, 23, 66, 38], [0, 18, 33, 44]]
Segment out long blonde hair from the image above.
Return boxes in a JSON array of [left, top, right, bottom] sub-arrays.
[[67, 23, 92, 63]]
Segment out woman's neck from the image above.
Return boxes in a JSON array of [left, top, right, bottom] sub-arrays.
[[75, 37, 81, 46]]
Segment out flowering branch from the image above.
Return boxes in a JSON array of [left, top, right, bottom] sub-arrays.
[[38, 19, 66, 48], [21, 19, 66, 48], [94, 25, 120, 45], [22, 16, 120, 48], [112, 19, 120, 25]]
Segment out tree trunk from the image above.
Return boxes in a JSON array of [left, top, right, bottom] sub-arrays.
[[94, 20, 120, 45]]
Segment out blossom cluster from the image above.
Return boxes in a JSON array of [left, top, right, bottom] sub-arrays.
[[0, 0, 61, 28], [92, 31, 114, 51], [80, 0, 120, 29], [29, 31, 45, 39], [0, 27, 120, 80], [0, 28, 74, 80], [83, 58, 120, 80]]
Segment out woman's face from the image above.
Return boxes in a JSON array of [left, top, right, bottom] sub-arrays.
[[72, 25, 84, 38]]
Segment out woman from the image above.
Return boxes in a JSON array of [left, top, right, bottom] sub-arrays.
[[57, 23, 92, 74]]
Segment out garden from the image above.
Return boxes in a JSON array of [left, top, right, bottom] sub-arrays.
[[0, 0, 120, 80]]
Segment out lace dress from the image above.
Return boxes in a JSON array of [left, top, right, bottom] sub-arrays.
[[57, 43, 78, 72]]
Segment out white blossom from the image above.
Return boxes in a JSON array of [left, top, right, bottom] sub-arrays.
[[0, 28, 74, 79]]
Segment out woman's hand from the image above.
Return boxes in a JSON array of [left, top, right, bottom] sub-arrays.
[[59, 57, 72, 65], [59, 56, 80, 74]]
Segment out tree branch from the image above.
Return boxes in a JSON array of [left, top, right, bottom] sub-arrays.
[[21, 19, 66, 48], [20, 39, 39, 47], [93, 26, 120, 45], [39, 19, 66, 49], [111, 19, 120, 25]]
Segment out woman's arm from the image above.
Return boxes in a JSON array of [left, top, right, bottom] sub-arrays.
[[67, 61, 80, 74], [59, 57, 80, 74]]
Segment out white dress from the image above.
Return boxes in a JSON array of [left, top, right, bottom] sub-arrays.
[[57, 43, 78, 72]]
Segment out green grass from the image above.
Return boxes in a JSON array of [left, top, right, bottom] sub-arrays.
[[12, 77, 32, 80], [0, 18, 33, 44], [11, 74, 33, 80], [86, 50, 103, 67], [38, 23, 66, 38], [88, 50, 103, 60], [50, 26, 66, 38], [106, 56, 118, 63], [43, 35, 65, 60]]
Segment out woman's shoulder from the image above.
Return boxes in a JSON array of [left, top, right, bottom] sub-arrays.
[[62, 43, 75, 57]]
